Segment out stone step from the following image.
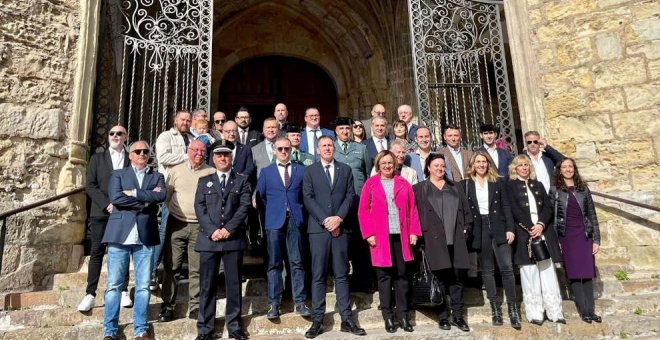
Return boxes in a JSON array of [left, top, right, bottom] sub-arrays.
[[2, 312, 660, 340]]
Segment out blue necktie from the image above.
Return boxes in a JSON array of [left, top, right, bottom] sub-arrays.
[[325, 164, 332, 187]]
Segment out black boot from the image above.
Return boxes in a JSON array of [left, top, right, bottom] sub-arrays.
[[384, 318, 396, 333], [490, 302, 503, 326], [508, 302, 522, 330]]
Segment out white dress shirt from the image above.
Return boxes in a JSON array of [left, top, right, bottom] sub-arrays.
[[529, 153, 550, 193], [449, 146, 464, 178], [265, 140, 275, 161], [320, 159, 335, 184], [373, 137, 388, 152], [277, 161, 291, 186], [305, 127, 320, 157], [109, 147, 125, 170], [484, 144, 499, 169]]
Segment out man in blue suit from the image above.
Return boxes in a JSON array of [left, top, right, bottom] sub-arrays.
[[194, 140, 252, 340], [302, 136, 366, 338], [102, 140, 166, 340], [363, 116, 389, 162], [478, 124, 514, 179], [300, 107, 335, 159], [256, 137, 311, 320]]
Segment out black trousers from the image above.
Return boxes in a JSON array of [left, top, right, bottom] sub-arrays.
[[197, 250, 243, 336], [375, 235, 410, 320], [85, 216, 127, 296], [309, 232, 351, 323], [479, 215, 516, 304], [432, 245, 466, 319], [571, 279, 595, 316]]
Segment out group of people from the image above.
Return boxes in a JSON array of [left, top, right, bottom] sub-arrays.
[[79, 102, 602, 340]]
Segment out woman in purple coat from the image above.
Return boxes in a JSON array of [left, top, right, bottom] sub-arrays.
[[551, 158, 602, 323], [358, 150, 422, 333]]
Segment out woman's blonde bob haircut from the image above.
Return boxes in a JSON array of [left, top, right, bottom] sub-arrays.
[[508, 154, 537, 180]]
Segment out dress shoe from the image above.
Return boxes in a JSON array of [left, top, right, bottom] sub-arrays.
[[305, 321, 323, 339], [158, 309, 174, 322], [194, 334, 211, 340], [581, 314, 593, 323], [400, 318, 414, 332], [188, 308, 199, 320], [452, 318, 470, 332], [438, 318, 451, 330], [384, 318, 397, 333], [103, 336, 116, 340], [267, 304, 280, 320], [590, 313, 602, 323], [295, 303, 311, 317], [340, 320, 367, 336], [530, 319, 544, 326], [555, 318, 567, 324], [135, 333, 151, 340], [229, 329, 248, 340]]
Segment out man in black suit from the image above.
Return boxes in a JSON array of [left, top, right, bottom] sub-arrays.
[[478, 123, 514, 179], [194, 140, 251, 340], [363, 116, 389, 162], [236, 107, 263, 148], [217, 120, 255, 178], [78, 125, 132, 312], [302, 136, 366, 338]]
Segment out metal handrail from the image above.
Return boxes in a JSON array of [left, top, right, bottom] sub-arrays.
[[591, 191, 660, 213], [0, 187, 85, 272]]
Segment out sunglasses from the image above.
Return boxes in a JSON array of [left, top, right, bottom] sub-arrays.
[[109, 131, 125, 136], [353, 124, 363, 128], [276, 147, 291, 152], [132, 149, 149, 155], [526, 140, 539, 145], [214, 119, 225, 124]]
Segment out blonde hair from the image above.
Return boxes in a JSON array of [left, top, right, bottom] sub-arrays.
[[194, 119, 209, 130], [466, 151, 500, 182], [508, 154, 536, 180]]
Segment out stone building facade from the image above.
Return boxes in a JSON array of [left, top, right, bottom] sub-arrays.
[[0, 0, 657, 293]]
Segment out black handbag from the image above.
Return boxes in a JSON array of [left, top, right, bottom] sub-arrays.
[[411, 248, 444, 307], [518, 223, 551, 262]]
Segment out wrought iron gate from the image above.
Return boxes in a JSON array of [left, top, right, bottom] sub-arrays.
[[90, 0, 213, 151], [408, 0, 518, 151]]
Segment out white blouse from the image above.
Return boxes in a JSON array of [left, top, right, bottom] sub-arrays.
[[475, 180, 489, 215]]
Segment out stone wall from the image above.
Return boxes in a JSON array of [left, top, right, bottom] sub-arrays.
[[0, 0, 84, 292], [525, 0, 659, 269]]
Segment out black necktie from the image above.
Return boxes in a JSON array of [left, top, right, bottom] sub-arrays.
[[312, 129, 319, 151], [279, 163, 290, 188], [182, 134, 190, 149], [219, 174, 226, 194], [325, 164, 332, 187], [343, 142, 347, 153], [292, 150, 299, 162]]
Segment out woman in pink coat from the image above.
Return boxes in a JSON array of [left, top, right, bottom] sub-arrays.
[[358, 150, 422, 333]]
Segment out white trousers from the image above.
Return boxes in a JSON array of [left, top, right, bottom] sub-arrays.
[[520, 259, 564, 322]]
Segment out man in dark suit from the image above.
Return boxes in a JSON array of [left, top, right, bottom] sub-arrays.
[[194, 140, 251, 340], [256, 137, 310, 320], [302, 136, 366, 338], [300, 107, 335, 159], [274, 103, 289, 137], [397, 104, 419, 141], [218, 120, 254, 178], [236, 107, 263, 148], [363, 116, 389, 162], [101, 140, 166, 340], [78, 125, 132, 312], [523, 130, 565, 193], [478, 123, 514, 179]]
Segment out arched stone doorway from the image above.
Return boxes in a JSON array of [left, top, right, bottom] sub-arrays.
[[217, 56, 338, 129]]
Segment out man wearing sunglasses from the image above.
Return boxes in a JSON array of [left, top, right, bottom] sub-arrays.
[[211, 111, 226, 141], [78, 126, 132, 313], [523, 130, 565, 193], [255, 137, 310, 320], [102, 141, 166, 340]]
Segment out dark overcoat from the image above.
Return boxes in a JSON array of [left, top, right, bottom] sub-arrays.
[[412, 180, 472, 270], [506, 178, 562, 266]]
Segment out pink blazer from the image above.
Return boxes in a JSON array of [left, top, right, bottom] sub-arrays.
[[358, 174, 422, 267]]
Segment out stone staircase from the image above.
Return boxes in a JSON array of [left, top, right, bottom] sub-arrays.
[[1, 251, 659, 339]]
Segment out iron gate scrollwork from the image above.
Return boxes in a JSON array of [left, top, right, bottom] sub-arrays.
[[408, 0, 518, 152], [91, 0, 213, 151]]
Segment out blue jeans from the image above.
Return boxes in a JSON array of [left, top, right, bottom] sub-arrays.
[[103, 243, 154, 337], [266, 220, 306, 306], [152, 203, 169, 276]]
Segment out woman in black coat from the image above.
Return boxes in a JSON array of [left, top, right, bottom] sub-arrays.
[[462, 151, 520, 329], [551, 158, 602, 323], [506, 154, 565, 326], [413, 153, 471, 332]]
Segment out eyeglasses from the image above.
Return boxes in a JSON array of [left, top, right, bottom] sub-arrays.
[[214, 119, 225, 124], [276, 147, 291, 152], [236, 116, 249, 120], [109, 131, 125, 136], [189, 148, 206, 154], [353, 125, 363, 128], [526, 140, 539, 145], [132, 149, 149, 155]]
